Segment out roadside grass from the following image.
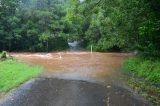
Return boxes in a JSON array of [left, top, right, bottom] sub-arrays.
[[122, 56, 160, 105], [0, 59, 43, 93]]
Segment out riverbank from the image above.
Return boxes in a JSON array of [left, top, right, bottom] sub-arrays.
[[0, 59, 43, 95], [122, 56, 160, 105]]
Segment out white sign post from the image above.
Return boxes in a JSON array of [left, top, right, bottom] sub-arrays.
[[91, 45, 93, 54]]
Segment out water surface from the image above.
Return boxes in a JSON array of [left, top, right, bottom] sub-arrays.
[[12, 52, 130, 83]]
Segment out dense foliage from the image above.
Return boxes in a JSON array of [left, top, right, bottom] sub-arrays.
[[122, 56, 160, 105], [0, 0, 69, 52], [65, 0, 160, 54], [0, 0, 159, 53], [123, 56, 160, 83]]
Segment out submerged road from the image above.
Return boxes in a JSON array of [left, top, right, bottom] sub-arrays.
[[0, 52, 152, 106]]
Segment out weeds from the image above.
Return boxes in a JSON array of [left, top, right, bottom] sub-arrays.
[[122, 56, 160, 105]]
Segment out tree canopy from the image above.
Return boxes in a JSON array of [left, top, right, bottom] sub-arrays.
[[0, 0, 68, 52], [0, 0, 159, 55], [65, 0, 160, 56]]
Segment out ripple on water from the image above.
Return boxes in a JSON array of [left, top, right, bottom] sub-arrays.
[[11, 52, 130, 83]]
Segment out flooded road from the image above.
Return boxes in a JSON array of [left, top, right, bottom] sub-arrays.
[[12, 52, 129, 83], [0, 52, 152, 106]]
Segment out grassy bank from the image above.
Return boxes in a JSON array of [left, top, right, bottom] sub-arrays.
[[0, 59, 43, 93], [122, 56, 160, 105]]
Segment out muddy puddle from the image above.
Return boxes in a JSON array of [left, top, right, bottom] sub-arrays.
[[12, 52, 130, 83]]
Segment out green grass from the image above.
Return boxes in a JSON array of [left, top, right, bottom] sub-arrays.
[[0, 59, 43, 92], [122, 56, 160, 105], [122, 56, 160, 83]]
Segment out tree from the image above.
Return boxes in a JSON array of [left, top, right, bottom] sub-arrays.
[[0, 0, 69, 52]]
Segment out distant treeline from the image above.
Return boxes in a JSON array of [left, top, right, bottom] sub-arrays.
[[0, 0, 160, 54], [0, 0, 69, 52]]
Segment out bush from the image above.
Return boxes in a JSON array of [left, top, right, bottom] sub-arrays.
[[122, 56, 160, 105], [122, 56, 142, 74], [0, 51, 7, 59], [122, 56, 160, 83]]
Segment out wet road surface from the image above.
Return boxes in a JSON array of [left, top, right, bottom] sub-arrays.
[[0, 52, 152, 106]]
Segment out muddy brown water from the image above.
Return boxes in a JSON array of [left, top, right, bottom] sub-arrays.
[[0, 52, 152, 106], [12, 52, 130, 83]]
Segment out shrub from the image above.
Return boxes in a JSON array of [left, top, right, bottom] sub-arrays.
[[0, 51, 7, 59], [122, 56, 160, 105], [122, 56, 160, 83]]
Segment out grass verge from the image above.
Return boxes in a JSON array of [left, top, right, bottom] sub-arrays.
[[122, 56, 160, 105], [0, 59, 43, 93]]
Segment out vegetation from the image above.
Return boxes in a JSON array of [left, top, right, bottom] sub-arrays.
[[0, 0, 160, 104], [0, 0, 69, 52], [0, 0, 159, 53], [123, 56, 160, 83], [64, 1, 160, 104], [0, 51, 7, 59], [0, 59, 43, 92], [65, 0, 160, 54], [122, 56, 160, 105]]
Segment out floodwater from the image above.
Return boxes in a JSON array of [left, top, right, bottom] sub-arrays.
[[2, 52, 152, 106], [12, 52, 130, 83]]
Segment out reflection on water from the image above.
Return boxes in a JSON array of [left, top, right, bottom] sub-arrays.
[[12, 52, 131, 82]]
